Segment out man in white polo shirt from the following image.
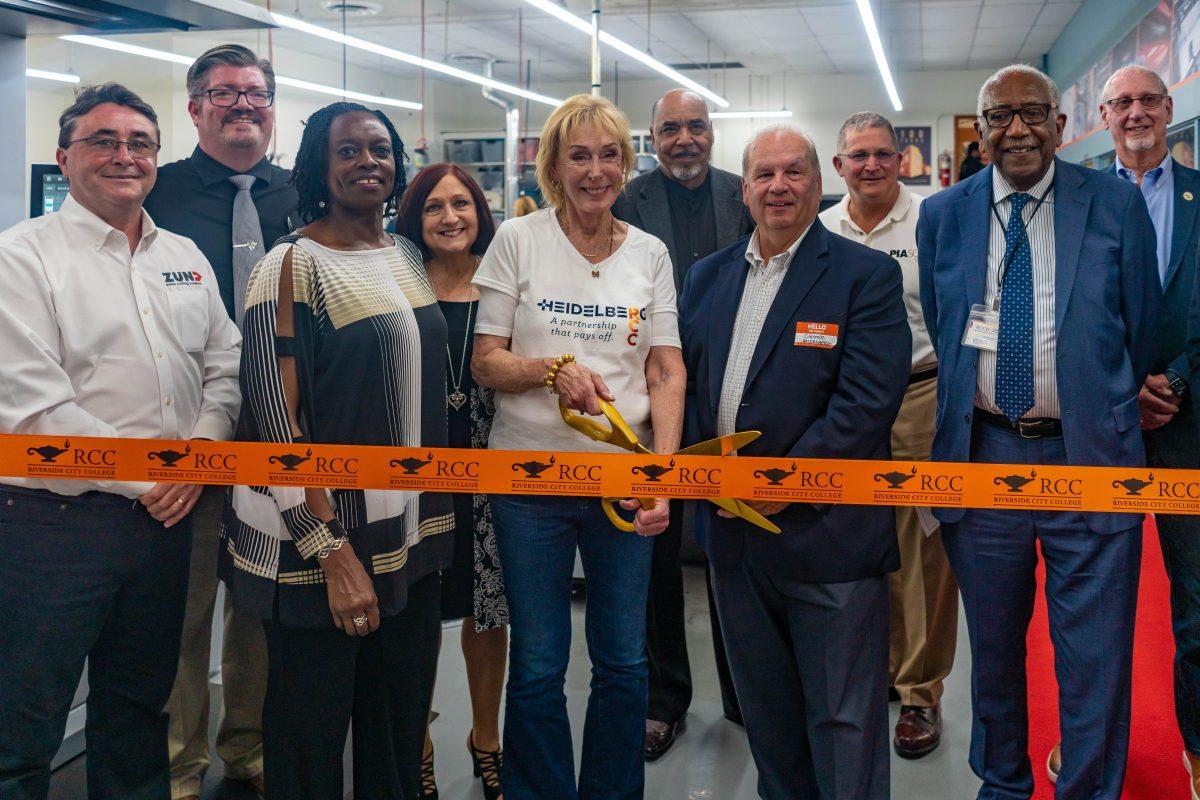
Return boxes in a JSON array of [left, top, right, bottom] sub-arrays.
[[0, 83, 240, 800], [819, 111, 957, 761]]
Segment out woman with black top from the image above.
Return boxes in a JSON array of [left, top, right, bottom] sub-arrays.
[[220, 102, 453, 800], [399, 163, 507, 800]]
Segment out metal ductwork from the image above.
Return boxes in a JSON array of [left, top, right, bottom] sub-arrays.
[[0, 0, 273, 38]]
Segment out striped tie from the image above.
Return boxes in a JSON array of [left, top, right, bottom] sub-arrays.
[[995, 192, 1034, 422]]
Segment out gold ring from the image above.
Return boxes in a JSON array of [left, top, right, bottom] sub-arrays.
[[353, 615, 368, 627]]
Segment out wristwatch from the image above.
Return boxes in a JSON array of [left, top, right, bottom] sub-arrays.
[[1165, 368, 1190, 400]]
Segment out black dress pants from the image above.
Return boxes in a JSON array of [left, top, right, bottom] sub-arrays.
[[1145, 408, 1200, 755], [645, 501, 741, 724], [0, 486, 192, 800], [262, 573, 441, 800]]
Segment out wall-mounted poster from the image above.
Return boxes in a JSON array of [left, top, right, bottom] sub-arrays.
[[1176, 0, 1200, 85], [896, 126, 932, 186], [1168, 121, 1197, 168], [1138, 2, 1173, 75]]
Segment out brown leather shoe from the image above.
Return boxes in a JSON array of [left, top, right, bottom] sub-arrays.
[[644, 717, 683, 762], [893, 704, 941, 759]]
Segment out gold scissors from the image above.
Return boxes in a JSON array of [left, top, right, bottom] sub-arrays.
[[559, 399, 782, 534]]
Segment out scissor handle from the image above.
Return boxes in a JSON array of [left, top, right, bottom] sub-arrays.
[[559, 398, 644, 453], [600, 496, 657, 533]]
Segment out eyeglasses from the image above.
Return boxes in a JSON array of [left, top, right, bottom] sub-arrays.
[[1104, 93, 1167, 113], [198, 89, 275, 108], [838, 149, 898, 164], [979, 103, 1057, 129], [69, 136, 161, 158]]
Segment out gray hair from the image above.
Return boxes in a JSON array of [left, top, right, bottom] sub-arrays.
[[741, 123, 820, 177], [836, 111, 899, 153], [977, 64, 1060, 115], [1101, 64, 1168, 101], [186, 43, 275, 98], [58, 82, 160, 149]]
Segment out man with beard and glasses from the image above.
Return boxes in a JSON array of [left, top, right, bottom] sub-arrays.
[[143, 43, 297, 800], [1048, 65, 1200, 797], [613, 87, 754, 761]]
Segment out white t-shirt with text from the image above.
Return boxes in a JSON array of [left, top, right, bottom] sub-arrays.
[[473, 207, 681, 453]]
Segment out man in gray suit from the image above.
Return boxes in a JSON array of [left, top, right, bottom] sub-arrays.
[[613, 87, 754, 760]]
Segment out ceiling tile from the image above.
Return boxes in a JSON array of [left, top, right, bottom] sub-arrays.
[[1035, 3, 1080, 27], [801, 8, 862, 36], [973, 26, 1032, 46], [920, 4, 983, 31], [978, 4, 1043, 27]]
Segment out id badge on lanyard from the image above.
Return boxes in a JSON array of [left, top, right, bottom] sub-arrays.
[[961, 185, 1048, 353], [962, 303, 999, 351]]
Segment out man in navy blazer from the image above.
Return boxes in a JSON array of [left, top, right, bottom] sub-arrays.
[[1092, 65, 1200, 796], [917, 64, 1160, 800], [680, 125, 910, 799]]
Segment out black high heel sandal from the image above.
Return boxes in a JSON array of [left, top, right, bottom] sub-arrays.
[[421, 744, 438, 799], [468, 730, 503, 800]]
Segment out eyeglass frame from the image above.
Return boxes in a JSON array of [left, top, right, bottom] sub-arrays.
[[836, 149, 900, 165], [978, 103, 1059, 129], [68, 135, 162, 158], [1102, 93, 1168, 114], [195, 88, 276, 108]]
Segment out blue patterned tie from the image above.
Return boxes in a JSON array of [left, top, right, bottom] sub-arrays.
[[995, 192, 1034, 422]]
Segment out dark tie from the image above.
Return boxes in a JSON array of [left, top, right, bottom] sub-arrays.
[[229, 174, 263, 328], [995, 191, 1034, 422]]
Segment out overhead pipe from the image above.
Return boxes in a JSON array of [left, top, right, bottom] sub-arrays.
[[590, 0, 601, 95], [481, 59, 520, 218]]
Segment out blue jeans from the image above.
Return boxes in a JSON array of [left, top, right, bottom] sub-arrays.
[[491, 494, 654, 800]]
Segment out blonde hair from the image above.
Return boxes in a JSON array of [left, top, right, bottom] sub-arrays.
[[512, 195, 539, 217], [535, 93, 636, 209]]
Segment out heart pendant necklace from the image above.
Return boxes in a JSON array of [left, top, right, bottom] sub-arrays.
[[446, 299, 474, 411]]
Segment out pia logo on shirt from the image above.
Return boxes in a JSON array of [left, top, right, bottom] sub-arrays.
[[163, 271, 203, 286]]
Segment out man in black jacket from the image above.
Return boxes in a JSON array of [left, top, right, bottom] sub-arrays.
[[143, 43, 297, 800], [613, 88, 754, 760]]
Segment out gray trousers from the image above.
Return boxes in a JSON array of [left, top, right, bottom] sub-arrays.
[[710, 555, 889, 800]]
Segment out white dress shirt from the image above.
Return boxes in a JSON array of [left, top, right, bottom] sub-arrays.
[[0, 194, 242, 497], [819, 184, 934, 370], [717, 223, 811, 437], [974, 163, 1059, 418]]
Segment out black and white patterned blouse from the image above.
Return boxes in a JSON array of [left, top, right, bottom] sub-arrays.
[[221, 233, 454, 628]]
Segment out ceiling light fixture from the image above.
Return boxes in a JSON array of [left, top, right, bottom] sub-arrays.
[[26, 68, 81, 84], [710, 109, 793, 119], [269, 13, 563, 107], [854, 0, 902, 111], [520, 0, 729, 107], [61, 35, 422, 110]]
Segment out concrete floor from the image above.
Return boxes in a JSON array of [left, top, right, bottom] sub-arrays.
[[50, 564, 982, 799]]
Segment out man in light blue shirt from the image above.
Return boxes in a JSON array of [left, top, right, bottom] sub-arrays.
[[1046, 63, 1200, 796], [1117, 147, 1173, 283]]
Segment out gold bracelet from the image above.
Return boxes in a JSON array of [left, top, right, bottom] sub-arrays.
[[544, 353, 575, 394]]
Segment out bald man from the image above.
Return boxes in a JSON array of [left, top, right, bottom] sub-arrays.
[[614, 88, 754, 759]]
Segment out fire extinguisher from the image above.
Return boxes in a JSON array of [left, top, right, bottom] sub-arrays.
[[938, 150, 952, 187]]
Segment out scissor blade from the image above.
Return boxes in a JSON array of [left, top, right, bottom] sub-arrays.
[[708, 497, 782, 534], [675, 430, 761, 457]]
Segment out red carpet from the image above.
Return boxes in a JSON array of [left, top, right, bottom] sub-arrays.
[[1027, 520, 1183, 799]]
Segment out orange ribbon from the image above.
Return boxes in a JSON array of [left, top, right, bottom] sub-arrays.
[[3, 433, 1197, 515]]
